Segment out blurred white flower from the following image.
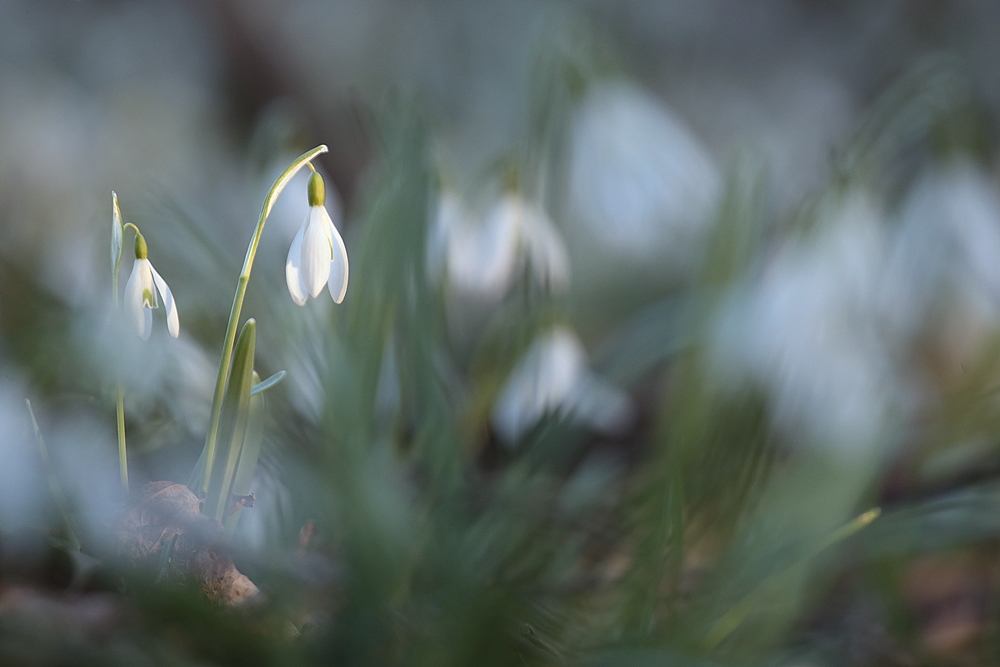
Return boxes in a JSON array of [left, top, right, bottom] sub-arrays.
[[566, 80, 720, 264], [881, 161, 1000, 378], [286, 171, 349, 305], [886, 161, 1000, 328], [712, 193, 899, 456], [492, 327, 632, 444], [123, 234, 179, 341], [431, 191, 570, 298]]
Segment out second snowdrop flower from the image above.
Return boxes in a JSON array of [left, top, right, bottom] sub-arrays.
[[124, 231, 179, 340], [434, 192, 570, 299], [286, 170, 350, 305]]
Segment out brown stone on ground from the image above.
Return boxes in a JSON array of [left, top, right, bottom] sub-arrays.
[[113, 481, 259, 606]]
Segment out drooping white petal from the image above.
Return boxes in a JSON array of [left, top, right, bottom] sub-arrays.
[[566, 375, 633, 434], [326, 208, 350, 304], [426, 192, 465, 284], [285, 221, 308, 306], [492, 328, 588, 444], [150, 262, 180, 338], [300, 207, 333, 298], [567, 80, 720, 263], [139, 260, 157, 308], [124, 259, 152, 339], [447, 198, 519, 297], [521, 205, 571, 290], [492, 327, 633, 444], [142, 308, 153, 341]]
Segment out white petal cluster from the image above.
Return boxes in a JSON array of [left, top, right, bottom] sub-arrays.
[[492, 327, 632, 444], [124, 257, 179, 340], [286, 204, 349, 305], [430, 192, 569, 298]]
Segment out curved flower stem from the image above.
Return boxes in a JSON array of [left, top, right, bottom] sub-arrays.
[[112, 196, 129, 495], [116, 385, 127, 494], [200, 145, 328, 494]]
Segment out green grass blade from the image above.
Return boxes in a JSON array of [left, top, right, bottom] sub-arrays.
[[703, 508, 881, 649]]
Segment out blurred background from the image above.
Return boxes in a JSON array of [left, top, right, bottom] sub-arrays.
[[6, 1, 1000, 665]]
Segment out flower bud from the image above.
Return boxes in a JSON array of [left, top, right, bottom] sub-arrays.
[[111, 191, 124, 274], [307, 170, 326, 207], [134, 231, 148, 259]]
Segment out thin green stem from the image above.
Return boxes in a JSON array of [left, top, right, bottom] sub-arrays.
[[111, 195, 129, 498], [117, 384, 127, 494], [200, 145, 328, 493]]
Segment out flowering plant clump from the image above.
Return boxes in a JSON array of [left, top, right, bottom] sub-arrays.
[[108, 146, 339, 522]]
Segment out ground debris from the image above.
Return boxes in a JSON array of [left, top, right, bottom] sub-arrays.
[[113, 481, 259, 605]]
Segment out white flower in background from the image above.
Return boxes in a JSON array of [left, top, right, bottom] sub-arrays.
[[711, 193, 898, 457], [123, 231, 179, 340], [286, 170, 349, 305], [492, 327, 632, 444], [886, 161, 1000, 327], [567, 80, 720, 264], [431, 191, 570, 298], [880, 161, 1000, 377]]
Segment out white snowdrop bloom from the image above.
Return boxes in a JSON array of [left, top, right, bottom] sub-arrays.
[[123, 232, 179, 341], [441, 192, 570, 298], [712, 193, 899, 458], [880, 161, 1000, 375], [886, 161, 1000, 325], [567, 80, 721, 264], [492, 327, 632, 444], [286, 170, 349, 305]]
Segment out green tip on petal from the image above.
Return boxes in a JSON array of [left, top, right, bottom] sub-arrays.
[[308, 170, 326, 207], [134, 232, 148, 259]]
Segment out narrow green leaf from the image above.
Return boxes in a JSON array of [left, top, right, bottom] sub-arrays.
[[203, 319, 257, 523], [250, 369, 285, 395], [703, 508, 881, 649], [224, 371, 266, 535]]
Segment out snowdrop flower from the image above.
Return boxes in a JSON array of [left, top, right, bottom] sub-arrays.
[[711, 193, 898, 457], [492, 327, 632, 444], [286, 170, 349, 305], [879, 161, 1000, 382], [123, 231, 179, 340], [567, 80, 720, 264], [433, 191, 570, 299]]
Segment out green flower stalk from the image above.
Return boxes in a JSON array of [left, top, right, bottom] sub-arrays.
[[199, 145, 330, 495], [111, 193, 127, 494]]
